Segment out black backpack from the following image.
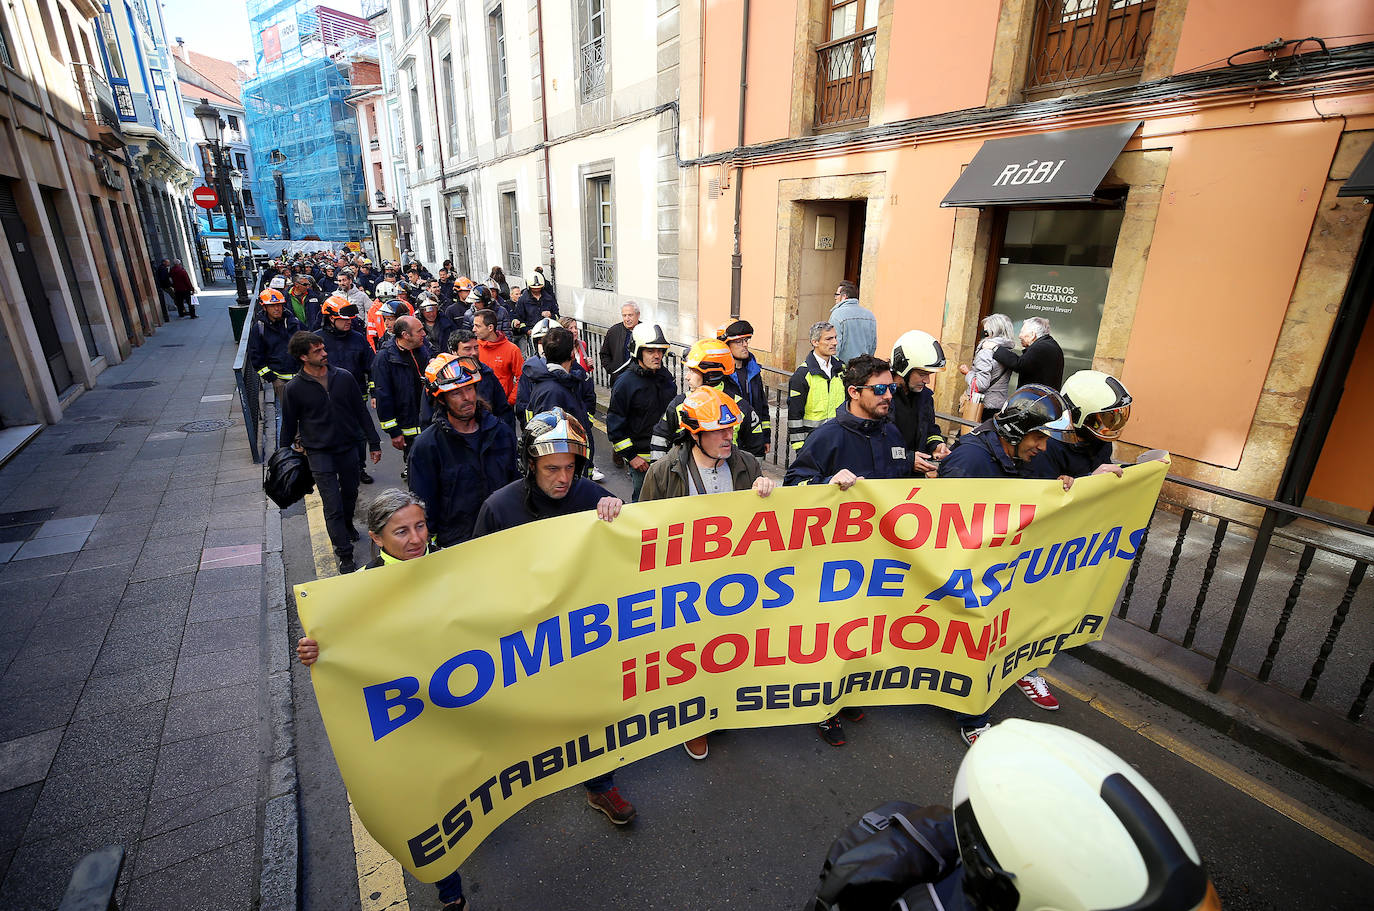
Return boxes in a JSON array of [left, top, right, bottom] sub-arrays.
[[263, 446, 315, 509], [807, 802, 960, 911]]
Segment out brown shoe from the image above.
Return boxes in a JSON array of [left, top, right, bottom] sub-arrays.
[[586, 787, 636, 825], [683, 736, 708, 760]]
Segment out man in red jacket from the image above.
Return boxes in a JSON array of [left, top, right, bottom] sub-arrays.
[[473, 308, 523, 409], [169, 259, 197, 318]]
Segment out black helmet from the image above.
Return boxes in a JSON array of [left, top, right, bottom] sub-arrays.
[[993, 384, 1073, 446], [465, 283, 493, 306]]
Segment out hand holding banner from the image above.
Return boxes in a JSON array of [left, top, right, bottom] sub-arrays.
[[296, 463, 1166, 881]]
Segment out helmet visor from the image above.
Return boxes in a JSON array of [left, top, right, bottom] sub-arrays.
[[1083, 404, 1131, 440], [1039, 411, 1073, 442], [334, 303, 359, 319]]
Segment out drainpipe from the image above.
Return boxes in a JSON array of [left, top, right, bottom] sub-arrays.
[[423, 0, 449, 254], [728, 0, 751, 320], [535, 0, 556, 285]]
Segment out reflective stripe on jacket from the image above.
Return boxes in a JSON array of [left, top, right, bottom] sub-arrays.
[[787, 353, 846, 449]]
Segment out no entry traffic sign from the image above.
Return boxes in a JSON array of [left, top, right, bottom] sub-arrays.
[[192, 186, 219, 209]]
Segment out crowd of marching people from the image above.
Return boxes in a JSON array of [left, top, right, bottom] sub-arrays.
[[258, 254, 1142, 911]]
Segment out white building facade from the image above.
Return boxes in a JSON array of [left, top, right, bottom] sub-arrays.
[[389, 0, 685, 333]]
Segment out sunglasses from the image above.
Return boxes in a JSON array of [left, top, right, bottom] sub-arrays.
[[855, 383, 897, 395]]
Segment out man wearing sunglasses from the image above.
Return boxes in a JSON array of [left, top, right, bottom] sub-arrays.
[[785, 354, 915, 746], [320, 296, 381, 484]]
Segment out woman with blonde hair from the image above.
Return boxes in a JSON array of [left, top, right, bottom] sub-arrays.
[[958, 313, 1016, 420]]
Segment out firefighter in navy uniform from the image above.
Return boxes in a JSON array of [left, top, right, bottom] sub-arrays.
[[785, 354, 915, 746], [318, 295, 380, 484], [649, 339, 763, 462], [247, 288, 304, 402], [470, 409, 637, 826], [889, 329, 950, 477], [716, 319, 771, 456], [406, 353, 518, 548], [1028, 370, 1132, 481], [937, 384, 1076, 744], [606, 323, 678, 501]]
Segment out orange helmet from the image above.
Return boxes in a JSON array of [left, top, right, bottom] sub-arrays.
[[677, 385, 742, 435], [423, 353, 481, 398], [684, 339, 735, 382], [321, 295, 359, 320], [258, 289, 286, 307], [455, 276, 475, 292]]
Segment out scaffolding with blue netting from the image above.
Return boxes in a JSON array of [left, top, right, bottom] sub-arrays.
[[242, 0, 373, 241]]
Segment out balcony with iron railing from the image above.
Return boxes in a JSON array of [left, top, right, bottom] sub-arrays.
[[580, 37, 606, 102], [1026, 0, 1156, 94], [507, 250, 522, 275], [591, 257, 614, 291], [71, 62, 120, 131], [813, 29, 876, 130]]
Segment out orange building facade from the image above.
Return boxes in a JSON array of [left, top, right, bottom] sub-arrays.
[[678, 0, 1374, 522]]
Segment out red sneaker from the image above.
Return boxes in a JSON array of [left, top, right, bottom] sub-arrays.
[[586, 787, 636, 824], [1016, 674, 1060, 710]]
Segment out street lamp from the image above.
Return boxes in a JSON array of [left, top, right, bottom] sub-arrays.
[[229, 168, 252, 271], [193, 98, 250, 318]]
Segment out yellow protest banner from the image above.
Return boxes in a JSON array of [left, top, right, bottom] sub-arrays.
[[296, 463, 1166, 881]]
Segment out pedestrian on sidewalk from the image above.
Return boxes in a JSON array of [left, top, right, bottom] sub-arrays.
[[169, 259, 197, 318], [994, 316, 1065, 391], [154, 257, 174, 316], [640, 386, 774, 761], [222, 251, 236, 283], [471, 409, 637, 827], [407, 354, 517, 548], [829, 280, 876, 363], [785, 353, 916, 746], [279, 331, 382, 574]]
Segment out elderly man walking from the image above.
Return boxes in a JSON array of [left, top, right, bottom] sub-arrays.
[[169, 259, 196, 318], [993, 316, 1064, 390]]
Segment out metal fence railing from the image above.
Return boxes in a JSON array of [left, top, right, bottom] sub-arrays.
[[233, 275, 266, 463], [577, 318, 1373, 726]]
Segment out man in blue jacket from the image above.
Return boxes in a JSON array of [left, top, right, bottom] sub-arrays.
[[829, 280, 877, 364], [247, 289, 303, 404], [319, 295, 379, 484], [785, 353, 914, 746], [784, 354, 914, 489], [371, 316, 434, 468], [717, 320, 771, 457], [407, 354, 518, 548], [937, 384, 1077, 745], [470, 409, 635, 827]]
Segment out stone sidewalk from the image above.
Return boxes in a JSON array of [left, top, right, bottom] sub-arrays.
[[0, 284, 292, 911]]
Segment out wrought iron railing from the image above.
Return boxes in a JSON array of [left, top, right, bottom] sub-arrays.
[[576, 319, 1374, 728], [1026, 0, 1156, 92], [71, 63, 119, 127], [232, 273, 266, 462], [814, 30, 876, 129], [507, 250, 522, 275], [591, 257, 615, 291], [580, 38, 606, 101]]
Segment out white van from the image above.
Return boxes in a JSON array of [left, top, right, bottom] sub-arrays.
[[204, 236, 270, 269]]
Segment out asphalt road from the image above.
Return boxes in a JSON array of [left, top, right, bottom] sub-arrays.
[[283, 423, 1374, 911]]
